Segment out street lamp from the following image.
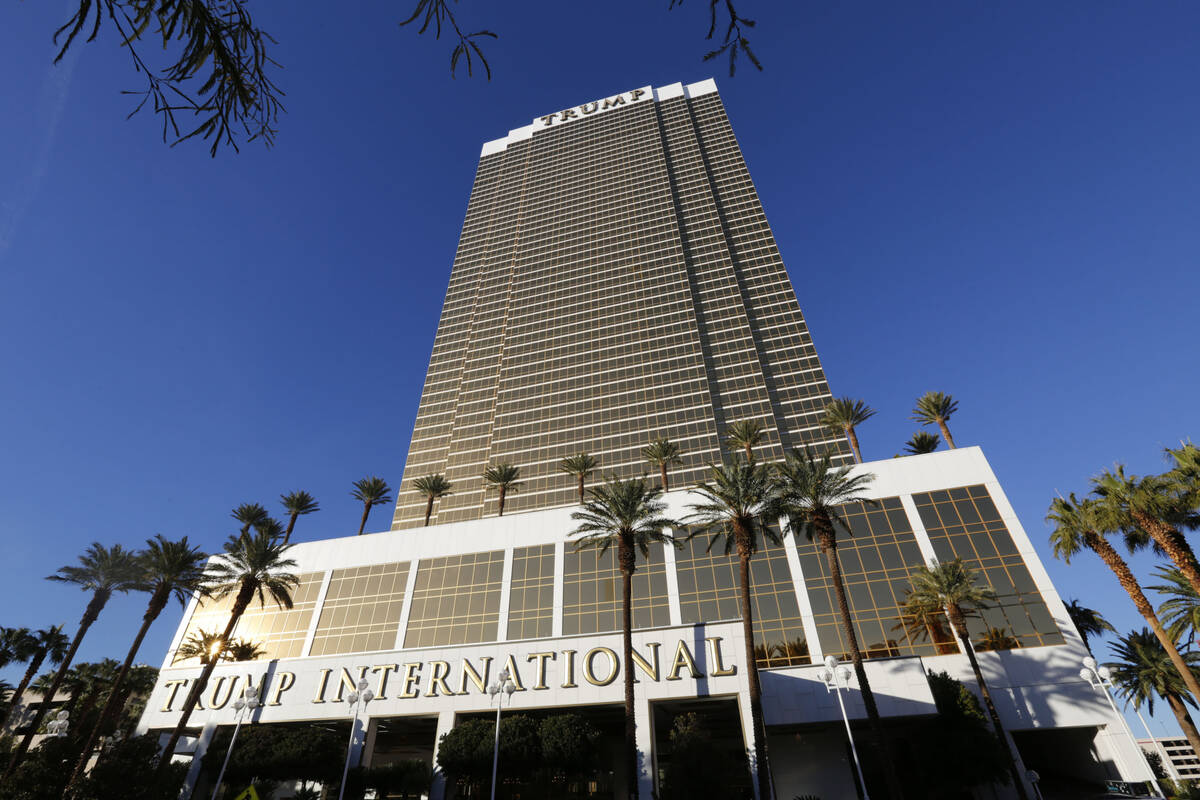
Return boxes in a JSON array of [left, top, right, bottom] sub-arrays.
[[211, 685, 261, 800], [337, 679, 375, 800], [46, 709, 69, 738], [1080, 656, 1158, 794], [818, 655, 869, 800], [486, 666, 517, 800]]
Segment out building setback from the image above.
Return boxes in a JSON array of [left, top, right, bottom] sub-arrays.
[[140, 82, 1155, 800]]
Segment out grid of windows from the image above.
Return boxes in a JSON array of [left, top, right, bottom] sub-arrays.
[[562, 545, 670, 635], [795, 498, 940, 660], [675, 531, 810, 668], [507, 544, 555, 640], [392, 83, 848, 530], [403, 551, 504, 648], [309, 562, 411, 656], [175, 572, 324, 663], [913, 485, 1064, 648]]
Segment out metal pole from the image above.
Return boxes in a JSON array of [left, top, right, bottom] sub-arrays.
[[832, 681, 870, 800], [337, 705, 358, 800], [210, 710, 245, 800], [1132, 705, 1178, 781], [1093, 676, 1157, 793], [490, 696, 503, 800]]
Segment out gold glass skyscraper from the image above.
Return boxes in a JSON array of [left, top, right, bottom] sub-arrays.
[[392, 80, 848, 529]]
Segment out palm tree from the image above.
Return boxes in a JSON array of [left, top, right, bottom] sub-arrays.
[[642, 439, 682, 491], [1064, 599, 1116, 654], [280, 490, 320, 543], [352, 476, 393, 535], [687, 457, 780, 800], [571, 477, 679, 800], [482, 463, 522, 516], [412, 474, 453, 526], [820, 398, 875, 463], [725, 419, 766, 461], [1148, 566, 1200, 649], [0, 625, 68, 734], [66, 535, 211, 792], [1047, 495, 1200, 715], [902, 431, 940, 455], [232, 503, 270, 535], [225, 639, 268, 661], [172, 629, 228, 665], [911, 391, 959, 448], [773, 448, 904, 799], [559, 453, 598, 504], [156, 527, 298, 774], [3, 543, 143, 779], [905, 560, 1029, 800], [976, 626, 1020, 652], [1106, 628, 1200, 757], [898, 593, 957, 655], [1094, 466, 1200, 599]]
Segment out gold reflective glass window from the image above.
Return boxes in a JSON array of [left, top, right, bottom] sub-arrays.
[[562, 544, 669, 635], [403, 550, 504, 649], [507, 544, 555, 641], [309, 561, 411, 657]]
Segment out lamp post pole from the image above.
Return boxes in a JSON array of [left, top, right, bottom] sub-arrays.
[[819, 655, 869, 800], [1080, 657, 1158, 794], [337, 679, 375, 800], [486, 666, 517, 800], [211, 686, 261, 800]]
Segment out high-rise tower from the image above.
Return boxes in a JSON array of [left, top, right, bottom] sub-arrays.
[[393, 80, 847, 529]]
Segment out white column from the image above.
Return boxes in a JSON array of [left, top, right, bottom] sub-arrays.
[[178, 721, 218, 799], [898, 495, 939, 565], [301, 569, 334, 657], [429, 711, 457, 800], [635, 695, 657, 799], [496, 546, 515, 642], [552, 541, 565, 638], [663, 531, 683, 627], [780, 523, 823, 661], [392, 559, 421, 651]]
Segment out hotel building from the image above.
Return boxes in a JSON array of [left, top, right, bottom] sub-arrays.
[[139, 81, 1153, 799]]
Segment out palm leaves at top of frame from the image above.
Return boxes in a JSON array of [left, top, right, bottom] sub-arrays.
[[903, 431, 941, 455], [725, 419, 765, 461], [280, 491, 320, 544], [820, 397, 875, 463], [911, 391, 959, 449]]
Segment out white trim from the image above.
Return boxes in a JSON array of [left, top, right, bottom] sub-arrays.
[[663, 531, 683, 627], [899, 494, 939, 566], [392, 559, 421, 652], [552, 541, 565, 638], [496, 547, 515, 642], [781, 525, 824, 661], [301, 569, 334, 657]]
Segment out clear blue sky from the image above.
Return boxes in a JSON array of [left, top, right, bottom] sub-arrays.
[[2, 1, 1196, 739]]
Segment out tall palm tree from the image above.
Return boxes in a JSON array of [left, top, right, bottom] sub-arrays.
[[559, 453, 598, 504], [66, 535, 212, 793], [482, 463, 522, 516], [571, 477, 679, 800], [687, 457, 781, 800], [1164, 442, 1200, 515], [0, 627, 31, 669], [905, 560, 1029, 800], [1094, 466, 1200, 599], [412, 474, 453, 526], [642, 439, 682, 491], [352, 476, 393, 535], [911, 391, 959, 448], [820, 398, 875, 463], [1064, 598, 1116, 654], [725, 419, 766, 461], [232, 503, 270, 535], [902, 431, 940, 456], [1148, 567, 1200, 648], [1047, 494, 1200, 736], [1106, 628, 1200, 755], [3, 543, 143, 779], [0, 625, 68, 734], [898, 593, 957, 654], [156, 527, 298, 774], [225, 639, 268, 661], [774, 448, 904, 800], [172, 629, 228, 665], [280, 490, 320, 543]]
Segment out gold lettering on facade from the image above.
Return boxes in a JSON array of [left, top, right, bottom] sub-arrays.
[[579, 101, 599, 115], [527, 651, 556, 690], [629, 89, 647, 101], [584, 647, 619, 686], [458, 657, 492, 695], [371, 664, 398, 699], [630, 642, 660, 682], [559, 109, 578, 122], [428, 661, 454, 696], [561, 650, 577, 688], [502, 654, 527, 691], [312, 668, 332, 703], [161, 679, 188, 712], [539, 114, 556, 127], [667, 640, 702, 681], [268, 672, 295, 706], [335, 666, 369, 702], [602, 95, 626, 110], [400, 663, 422, 698], [706, 637, 737, 676], [208, 674, 238, 709]]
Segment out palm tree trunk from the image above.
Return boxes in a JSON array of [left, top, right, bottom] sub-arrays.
[[660, 464, 669, 492], [744, 443, 753, 462], [498, 486, 507, 516], [1085, 531, 1200, 713], [156, 582, 254, 775], [937, 420, 956, 449], [0, 651, 45, 734], [357, 503, 371, 535], [284, 513, 298, 544], [618, 536, 639, 800], [1166, 694, 1200, 756], [577, 475, 585, 504], [845, 426, 863, 464], [733, 520, 772, 800], [423, 496, 434, 526], [817, 520, 904, 799], [1132, 511, 1200, 598], [947, 606, 1030, 800], [66, 587, 170, 794], [3, 590, 110, 780]]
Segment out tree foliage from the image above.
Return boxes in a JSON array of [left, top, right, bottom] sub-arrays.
[[203, 722, 346, 787], [657, 712, 750, 800], [436, 713, 601, 792]]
